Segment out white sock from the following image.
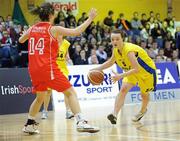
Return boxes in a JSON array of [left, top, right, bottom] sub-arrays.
[[28, 115, 35, 120], [66, 109, 71, 113], [75, 113, 84, 123]]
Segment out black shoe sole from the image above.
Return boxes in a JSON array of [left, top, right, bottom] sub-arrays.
[[77, 128, 100, 133], [107, 114, 117, 124]]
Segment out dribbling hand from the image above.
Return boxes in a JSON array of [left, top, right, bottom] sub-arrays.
[[110, 70, 123, 84]]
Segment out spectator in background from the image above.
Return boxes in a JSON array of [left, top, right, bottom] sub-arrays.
[[147, 47, 156, 59], [88, 49, 99, 64], [103, 10, 114, 27], [175, 27, 180, 51], [148, 11, 155, 21], [155, 13, 162, 26], [152, 41, 159, 55], [71, 44, 81, 65], [151, 22, 164, 48], [17, 38, 28, 67], [131, 12, 143, 39], [65, 9, 76, 28], [161, 21, 168, 38], [96, 45, 107, 64], [140, 22, 150, 41], [164, 12, 173, 25], [140, 40, 147, 50], [78, 12, 88, 23], [54, 10, 65, 25], [88, 27, 98, 41], [74, 49, 88, 65], [164, 40, 173, 58], [0, 16, 5, 23], [167, 20, 176, 39], [141, 13, 147, 28], [155, 55, 164, 63], [1, 30, 12, 44], [147, 36, 153, 49], [148, 17, 155, 30], [158, 48, 167, 61], [172, 50, 179, 64], [116, 13, 132, 36]]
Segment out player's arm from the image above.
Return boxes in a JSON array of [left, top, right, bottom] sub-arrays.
[[19, 28, 31, 43], [121, 51, 139, 77], [53, 8, 97, 37], [94, 52, 116, 71], [111, 51, 139, 83]]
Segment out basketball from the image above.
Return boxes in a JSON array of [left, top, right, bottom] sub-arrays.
[[88, 70, 104, 85]]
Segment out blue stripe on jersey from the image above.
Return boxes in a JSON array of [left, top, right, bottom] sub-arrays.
[[137, 57, 156, 91]]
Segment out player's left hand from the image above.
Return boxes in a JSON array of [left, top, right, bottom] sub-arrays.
[[110, 70, 123, 83]]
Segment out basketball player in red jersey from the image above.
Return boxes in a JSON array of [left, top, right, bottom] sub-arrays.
[[19, 2, 99, 134]]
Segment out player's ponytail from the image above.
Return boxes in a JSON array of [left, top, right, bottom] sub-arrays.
[[30, 2, 54, 21], [31, 6, 41, 15]]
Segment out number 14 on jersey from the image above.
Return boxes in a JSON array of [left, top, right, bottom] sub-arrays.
[[29, 37, 45, 55]]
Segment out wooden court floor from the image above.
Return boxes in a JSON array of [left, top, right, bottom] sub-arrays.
[[0, 100, 180, 141]]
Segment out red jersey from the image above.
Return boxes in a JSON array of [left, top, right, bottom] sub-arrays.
[[28, 22, 59, 81]]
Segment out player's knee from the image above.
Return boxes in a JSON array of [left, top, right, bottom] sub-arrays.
[[141, 93, 149, 100], [120, 87, 128, 95], [36, 95, 45, 104]]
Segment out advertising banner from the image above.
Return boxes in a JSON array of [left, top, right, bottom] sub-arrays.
[[46, 0, 79, 16], [0, 68, 35, 114], [52, 64, 119, 111], [0, 68, 52, 115], [117, 62, 180, 104]]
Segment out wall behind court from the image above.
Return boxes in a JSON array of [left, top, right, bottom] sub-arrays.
[[0, 0, 167, 25], [172, 0, 180, 20]]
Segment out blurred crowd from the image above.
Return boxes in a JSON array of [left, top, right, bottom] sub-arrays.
[[0, 9, 180, 68]]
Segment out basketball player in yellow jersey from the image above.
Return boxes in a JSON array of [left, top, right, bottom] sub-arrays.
[[41, 39, 74, 119], [94, 29, 156, 124]]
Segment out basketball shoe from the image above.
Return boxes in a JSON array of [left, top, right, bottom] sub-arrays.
[[132, 109, 147, 122], [66, 110, 74, 119], [22, 119, 39, 135], [41, 110, 48, 119], [107, 114, 117, 124], [76, 120, 100, 133]]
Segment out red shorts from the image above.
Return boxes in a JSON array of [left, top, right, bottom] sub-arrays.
[[30, 69, 71, 93]]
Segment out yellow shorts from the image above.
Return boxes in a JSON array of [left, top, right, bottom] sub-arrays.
[[122, 72, 156, 94]]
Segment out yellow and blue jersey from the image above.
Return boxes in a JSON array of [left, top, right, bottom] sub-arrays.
[[113, 42, 157, 93], [56, 39, 70, 78]]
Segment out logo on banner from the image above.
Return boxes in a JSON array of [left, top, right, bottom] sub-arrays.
[[117, 62, 180, 91], [69, 73, 113, 94], [0, 85, 33, 95], [46, 0, 78, 16]]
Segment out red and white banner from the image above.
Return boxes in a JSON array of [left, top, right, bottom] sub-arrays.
[[46, 0, 79, 16]]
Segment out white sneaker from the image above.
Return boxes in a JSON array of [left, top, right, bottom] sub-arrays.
[[132, 109, 147, 122], [41, 110, 48, 119], [76, 120, 100, 133], [66, 111, 74, 119], [22, 121, 39, 135]]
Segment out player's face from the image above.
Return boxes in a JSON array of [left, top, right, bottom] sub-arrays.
[[111, 33, 123, 48]]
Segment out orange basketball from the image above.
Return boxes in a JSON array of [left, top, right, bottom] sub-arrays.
[[88, 70, 104, 85]]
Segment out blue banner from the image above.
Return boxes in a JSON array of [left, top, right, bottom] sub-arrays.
[[116, 62, 180, 92], [0, 68, 53, 115]]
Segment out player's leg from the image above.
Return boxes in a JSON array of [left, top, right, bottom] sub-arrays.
[[107, 82, 134, 124], [41, 90, 52, 119], [63, 86, 100, 133], [23, 91, 47, 134], [132, 74, 154, 122], [64, 95, 74, 119], [132, 92, 149, 122]]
